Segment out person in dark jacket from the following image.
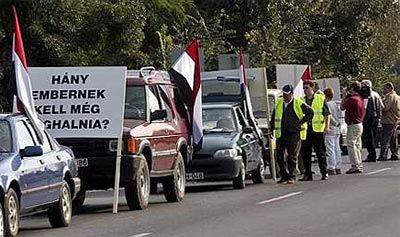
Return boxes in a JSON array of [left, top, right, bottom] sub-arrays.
[[270, 84, 314, 184], [361, 80, 383, 162]]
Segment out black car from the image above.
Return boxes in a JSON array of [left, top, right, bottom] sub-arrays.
[[186, 102, 265, 189]]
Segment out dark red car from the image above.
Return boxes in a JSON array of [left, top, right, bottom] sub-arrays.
[[58, 68, 191, 210]]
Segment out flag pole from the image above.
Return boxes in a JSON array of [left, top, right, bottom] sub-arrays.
[[262, 68, 276, 181]]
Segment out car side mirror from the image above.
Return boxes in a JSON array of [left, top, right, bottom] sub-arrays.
[[150, 109, 167, 121], [243, 126, 254, 134], [20, 146, 43, 158]]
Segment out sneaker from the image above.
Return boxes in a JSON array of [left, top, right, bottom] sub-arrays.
[[335, 169, 342, 175], [389, 157, 399, 161], [321, 174, 328, 180], [328, 170, 336, 175], [345, 168, 363, 174], [286, 179, 295, 184], [299, 175, 313, 181], [377, 157, 387, 161]]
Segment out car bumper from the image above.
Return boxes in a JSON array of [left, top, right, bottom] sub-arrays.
[[187, 156, 242, 181], [78, 154, 143, 191], [71, 177, 81, 200]]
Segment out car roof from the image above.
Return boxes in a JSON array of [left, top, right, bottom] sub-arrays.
[[126, 69, 173, 86], [268, 88, 282, 96]]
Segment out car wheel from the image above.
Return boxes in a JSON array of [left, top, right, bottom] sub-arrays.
[[72, 189, 86, 209], [163, 152, 185, 202], [0, 196, 4, 237], [48, 181, 72, 228], [233, 162, 245, 189], [125, 159, 150, 210], [252, 158, 265, 184], [4, 188, 19, 237]]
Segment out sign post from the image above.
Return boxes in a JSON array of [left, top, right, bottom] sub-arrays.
[[112, 137, 123, 213], [263, 68, 276, 181]]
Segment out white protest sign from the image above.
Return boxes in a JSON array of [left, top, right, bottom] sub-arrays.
[[29, 67, 126, 138]]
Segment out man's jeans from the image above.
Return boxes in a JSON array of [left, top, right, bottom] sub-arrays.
[[347, 123, 363, 169]]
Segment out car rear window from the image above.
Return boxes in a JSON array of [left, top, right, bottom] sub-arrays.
[[125, 86, 146, 120], [0, 120, 12, 152]]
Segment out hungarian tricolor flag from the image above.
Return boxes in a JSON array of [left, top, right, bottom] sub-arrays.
[[169, 39, 203, 148], [11, 5, 44, 143], [293, 65, 312, 98], [239, 51, 262, 140]]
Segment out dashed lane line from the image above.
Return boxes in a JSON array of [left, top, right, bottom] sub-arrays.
[[258, 191, 304, 205], [366, 168, 392, 175], [129, 233, 152, 237]]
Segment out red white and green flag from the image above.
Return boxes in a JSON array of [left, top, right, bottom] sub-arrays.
[[169, 39, 203, 148], [11, 5, 44, 143]]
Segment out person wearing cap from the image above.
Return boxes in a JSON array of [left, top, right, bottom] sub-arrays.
[[341, 81, 366, 173], [299, 80, 330, 181], [361, 80, 383, 163], [270, 84, 313, 184], [378, 82, 400, 161]]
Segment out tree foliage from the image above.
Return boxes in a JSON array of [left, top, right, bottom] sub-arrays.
[[0, 0, 399, 97]]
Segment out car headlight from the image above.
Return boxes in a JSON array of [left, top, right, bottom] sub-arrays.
[[213, 149, 238, 158], [109, 139, 124, 152]]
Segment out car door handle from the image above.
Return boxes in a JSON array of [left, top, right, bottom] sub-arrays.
[[56, 155, 61, 161], [165, 129, 169, 134], [39, 159, 45, 165]]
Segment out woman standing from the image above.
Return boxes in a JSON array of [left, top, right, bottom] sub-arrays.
[[324, 88, 342, 175]]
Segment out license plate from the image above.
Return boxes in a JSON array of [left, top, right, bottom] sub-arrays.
[[186, 172, 204, 181], [75, 158, 88, 167]]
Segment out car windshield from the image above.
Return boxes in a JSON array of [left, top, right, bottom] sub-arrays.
[[203, 108, 237, 133], [124, 86, 146, 120], [0, 120, 12, 152]]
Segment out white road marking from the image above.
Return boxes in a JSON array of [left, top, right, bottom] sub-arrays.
[[258, 191, 304, 205], [366, 168, 392, 175], [129, 233, 152, 237]]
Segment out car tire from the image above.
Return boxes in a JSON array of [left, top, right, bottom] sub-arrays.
[[233, 162, 245, 189], [48, 181, 72, 228], [163, 152, 185, 202], [0, 198, 4, 237], [252, 158, 265, 184], [4, 188, 19, 237], [72, 189, 86, 209], [125, 159, 150, 210]]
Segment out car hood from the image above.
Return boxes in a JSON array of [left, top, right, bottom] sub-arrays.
[[197, 132, 240, 155]]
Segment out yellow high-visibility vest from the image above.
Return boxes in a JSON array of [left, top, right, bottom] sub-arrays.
[[302, 94, 325, 132], [274, 97, 307, 140]]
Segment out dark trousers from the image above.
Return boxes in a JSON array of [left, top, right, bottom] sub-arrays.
[[379, 124, 399, 160], [276, 133, 301, 180], [301, 130, 328, 177], [362, 117, 379, 160]]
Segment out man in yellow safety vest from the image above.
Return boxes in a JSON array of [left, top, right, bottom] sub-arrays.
[[299, 80, 331, 181], [270, 84, 313, 184]]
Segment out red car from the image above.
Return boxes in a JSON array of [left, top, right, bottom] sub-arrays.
[[58, 68, 191, 210]]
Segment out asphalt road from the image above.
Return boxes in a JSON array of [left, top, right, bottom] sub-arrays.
[[20, 151, 400, 237]]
